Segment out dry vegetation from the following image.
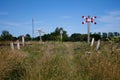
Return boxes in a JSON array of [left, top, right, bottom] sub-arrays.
[[0, 41, 120, 80]]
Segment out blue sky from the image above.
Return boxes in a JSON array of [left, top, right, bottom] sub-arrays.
[[0, 0, 120, 37]]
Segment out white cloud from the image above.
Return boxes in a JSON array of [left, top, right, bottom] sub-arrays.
[[93, 24, 120, 32], [109, 11, 120, 15], [95, 10, 120, 32], [98, 11, 120, 24], [0, 21, 21, 27]]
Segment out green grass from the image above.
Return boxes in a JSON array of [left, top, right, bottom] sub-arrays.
[[0, 41, 120, 80]]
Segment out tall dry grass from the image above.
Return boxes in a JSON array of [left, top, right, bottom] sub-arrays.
[[73, 42, 120, 80], [0, 47, 27, 80], [0, 42, 120, 80]]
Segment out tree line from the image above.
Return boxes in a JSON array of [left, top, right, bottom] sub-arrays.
[[0, 27, 120, 42]]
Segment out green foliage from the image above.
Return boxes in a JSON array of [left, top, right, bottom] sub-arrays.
[[17, 35, 22, 41], [102, 32, 108, 41], [107, 36, 120, 42], [42, 27, 68, 41], [0, 30, 13, 41], [25, 34, 31, 41], [91, 32, 101, 41], [0, 29, 119, 42], [70, 33, 87, 42], [55, 35, 61, 41]]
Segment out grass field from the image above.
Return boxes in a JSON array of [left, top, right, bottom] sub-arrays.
[[0, 41, 120, 80]]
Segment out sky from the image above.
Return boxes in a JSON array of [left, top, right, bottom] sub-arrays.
[[0, 0, 120, 37]]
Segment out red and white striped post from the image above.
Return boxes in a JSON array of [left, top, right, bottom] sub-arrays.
[[82, 16, 96, 44]]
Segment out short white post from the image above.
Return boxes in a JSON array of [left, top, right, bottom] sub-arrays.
[[10, 42, 14, 50], [91, 38, 94, 47], [96, 40, 100, 50], [22, 36, 25, 46], [60, 30, 63, 42], [17, 40, 20, 50]]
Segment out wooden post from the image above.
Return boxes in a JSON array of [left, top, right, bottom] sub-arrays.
[[96, 40, 100, 50], [91, 38, 94, 47]]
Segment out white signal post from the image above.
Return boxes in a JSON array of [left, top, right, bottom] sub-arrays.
[[37, 30, 45, 42], [32, 18, 34, 39], [82, 16, 96, 44]]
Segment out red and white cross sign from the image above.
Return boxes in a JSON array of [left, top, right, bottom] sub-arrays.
[[82, 16, 96, 24]]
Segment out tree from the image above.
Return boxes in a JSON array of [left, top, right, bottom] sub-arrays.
[[42, 27, 68, 41], [108, 32, 114, 38], [12, 37, 17, 41], [98, 32, 101, 39], [0, 36, 2, 41], [17, 35, 22, 41], [70, 33, 82, 41], [42, 34, 51, 41], [25, 34, 31, 41], [91, 32, 101, 41], [102, 32, 108, 41], [114, 32, 119, 36], [1, 30, 13, 41], [118, 33, 120, 36], [70, 33, 87, 42]]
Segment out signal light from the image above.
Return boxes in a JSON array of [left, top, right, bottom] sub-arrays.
[[91, 18, 93, 23], [82, 16, 96, 24], [91, 18, 93, 21], [94, 16, 96, 18], [94, 22, 96, 24], [82, 16, 84, 18], [82, 22, 84, 24], [86, 18, 88, 22]]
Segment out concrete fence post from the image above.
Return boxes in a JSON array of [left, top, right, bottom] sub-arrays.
[[17, 40, 20, 50], [10, 42, 14, 50], [96, 40, 100, 50], [22, 36, 25, 46], [91, 38, 94, 47]]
